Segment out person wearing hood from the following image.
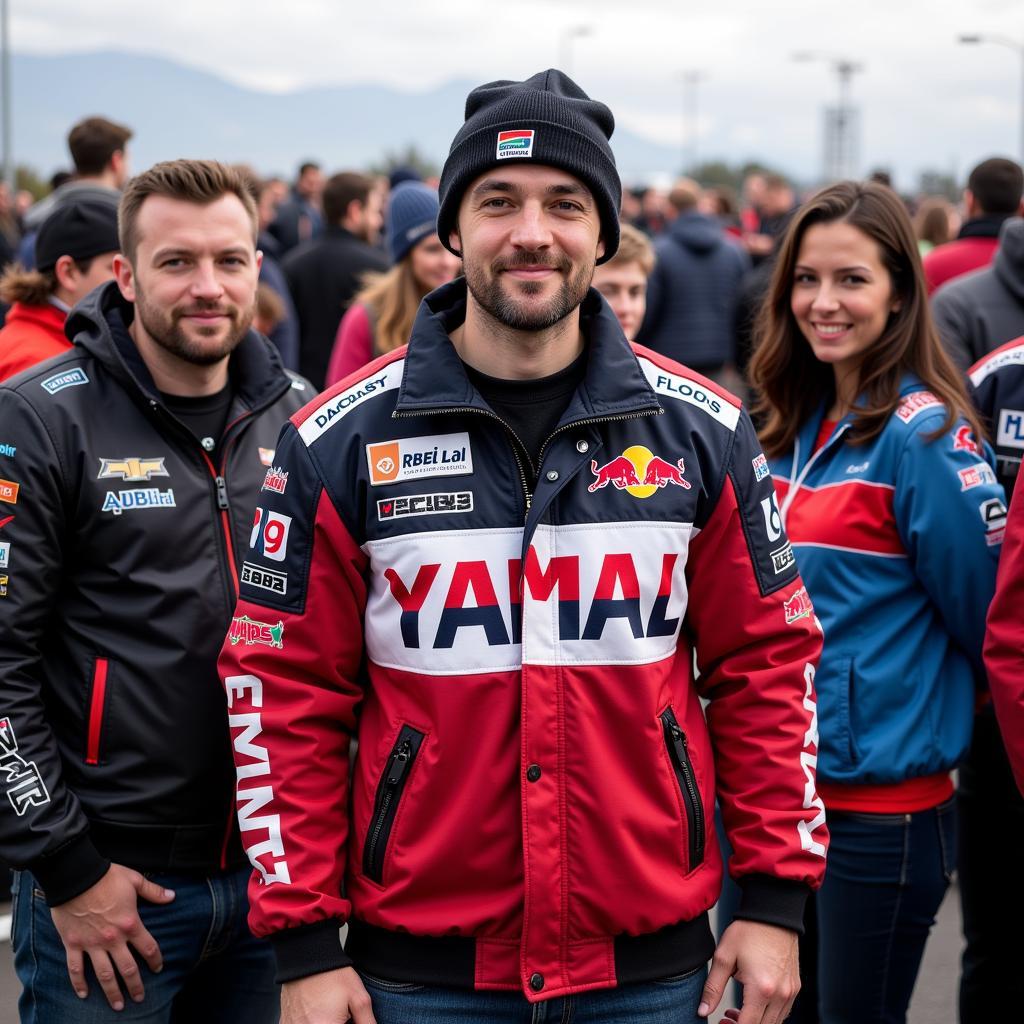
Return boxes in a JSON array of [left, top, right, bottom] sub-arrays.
[[635, 178, 750, 386], [932, 215, 1024, 372], [0, 159, 310, 1022]]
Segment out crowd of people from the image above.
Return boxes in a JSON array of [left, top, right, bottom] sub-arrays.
[[0, 71, 1023, 1024]]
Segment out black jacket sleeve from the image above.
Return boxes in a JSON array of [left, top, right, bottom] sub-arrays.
[[0, 388, 110, 902]]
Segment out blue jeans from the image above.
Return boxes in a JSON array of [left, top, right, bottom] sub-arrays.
[[361, 966, 708, 1023], [12, 865, 278, 1024], [817, 798, 956, 1024]]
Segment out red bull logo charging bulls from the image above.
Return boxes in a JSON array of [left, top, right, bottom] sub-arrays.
[[589, 446, 691, 497]]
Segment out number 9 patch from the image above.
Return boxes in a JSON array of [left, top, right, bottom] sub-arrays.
[[250, 507, 292, 562]]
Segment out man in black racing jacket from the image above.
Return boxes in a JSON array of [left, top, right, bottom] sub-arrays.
[[0, 159, 310, 1022]]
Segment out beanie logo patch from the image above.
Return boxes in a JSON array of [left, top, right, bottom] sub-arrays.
[[496, 130, 535, 160]]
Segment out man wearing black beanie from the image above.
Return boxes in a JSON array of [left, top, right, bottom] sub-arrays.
[[221, 69, 827, 1024]]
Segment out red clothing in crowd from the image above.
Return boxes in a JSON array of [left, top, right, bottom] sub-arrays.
[[922, 237, 1000, 295], [0, 302, 71, 381], [325, 302, 374, 387]]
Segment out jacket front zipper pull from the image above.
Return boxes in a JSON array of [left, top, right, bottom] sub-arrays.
[[215, 475, 229, 510], [386, 742, 412, 786]]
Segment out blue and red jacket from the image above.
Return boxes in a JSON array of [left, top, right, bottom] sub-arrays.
[[219, 280, 827, 1000], [768, 378, 1004, 810]]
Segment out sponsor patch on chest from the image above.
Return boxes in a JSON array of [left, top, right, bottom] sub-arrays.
[[366, 433, 473, 486]]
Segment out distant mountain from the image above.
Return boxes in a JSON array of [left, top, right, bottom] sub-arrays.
[[10, 50, 680, 183]]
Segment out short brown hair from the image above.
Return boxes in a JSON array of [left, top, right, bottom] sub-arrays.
[[68, 117, 133, 176], [322, 172, 375, 226], [605, 223, 655, 276], [667, 178, 701, 214], [118, 159, 259, 263]]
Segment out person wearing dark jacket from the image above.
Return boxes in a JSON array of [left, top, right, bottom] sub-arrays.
[[636, 179, 750, 384], [282, 171, 387, 389], [923, 157, 1023, 295], [932, 215, 1024, 371], [0, 160, 311, 1022]]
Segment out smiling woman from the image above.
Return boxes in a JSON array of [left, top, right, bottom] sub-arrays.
[[748, 180, 1003, 1024]]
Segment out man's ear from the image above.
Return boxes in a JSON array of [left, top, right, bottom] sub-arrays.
[[596, 237, 606, 261], [53, 254, 78, 293], [449, 225, 463, 257], [112, 253, 136, 303]]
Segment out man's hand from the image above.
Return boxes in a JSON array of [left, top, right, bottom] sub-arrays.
[[49, 863, 175, 1010], [281, 967, 376, 1024], [698, 920, 799, 1024]]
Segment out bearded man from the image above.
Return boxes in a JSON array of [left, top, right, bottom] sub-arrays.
[[0, 159, 311, 1022]]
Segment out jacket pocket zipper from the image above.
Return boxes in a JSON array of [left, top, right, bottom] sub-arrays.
[[660, 708, 705, 869], [363, 725, 425, 883], [85, 658, 110, 766]]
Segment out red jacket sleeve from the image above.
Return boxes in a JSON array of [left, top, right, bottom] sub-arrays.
[[685, 412, 828, 930], [985, 477, 1024, 794], [218, 423, 368, 980], [325, 303, 373, 388]]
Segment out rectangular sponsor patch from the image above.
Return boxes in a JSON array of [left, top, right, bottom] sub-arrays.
[[771, 541, 795, 574], [250, 508, 292, 561], [101, 488, 176, 515], [0, 541, 9, 568], [258, 447, 275, 467], [997, 409, 1024, 451], [228, 614, 284, 649], [0, 574, 6, 597], [367, 432, 473, 486], [784, 586, 814, 624], [752, 453, 769, 481], [895, 391, 943, 423], [240, 561, 288, 596], [0, 479, 18, 505], [378, 491, 474, 521], [958, 462, 997, 491], [496, 129, 535, 159], [297, 368, 402, 447], [262, 467, 288, 494], [40, 368, 89, 395], [638, 361, 741, 431]]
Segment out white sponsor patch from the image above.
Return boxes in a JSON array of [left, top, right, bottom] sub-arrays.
[[0, 541, 8, 568], [297, 365, 402, 447], [241, 561, 288, 595], [496, 129, 535, 159], [40, 368, 89, 395], [638, 360, 741, 431], [970, 343, 1024, 387], [378, 491, 474, 520], [366, 433, 473, 486], [958, 462, 997, 491], [894, 391, 943, 423], [250, 508, 292, 561], [997, 409, 1024, 451], [752, 453, 769, 481], [363, 521, 693, 675]]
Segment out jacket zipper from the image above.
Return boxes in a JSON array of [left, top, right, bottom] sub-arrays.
[[660, 708, 705, 869], [780, 423, 851, 524], [85, 658, 110, 766], [363, 724, 425, 883]]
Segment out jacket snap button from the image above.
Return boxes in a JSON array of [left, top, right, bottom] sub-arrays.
[[529, 972, 545, 991], [527, 764, 542, 782], [546, 470, 559, 482], [576, 439, 589, 453]]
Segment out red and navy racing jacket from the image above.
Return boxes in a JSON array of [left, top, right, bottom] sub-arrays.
[[219, 281, 828, 1001]]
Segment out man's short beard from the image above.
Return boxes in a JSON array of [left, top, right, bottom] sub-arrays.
[[465, 250, 594, 332], [135, 289, 253, 366]]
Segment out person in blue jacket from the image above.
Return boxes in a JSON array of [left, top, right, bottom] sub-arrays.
[[748, 180, 1005, 1024]]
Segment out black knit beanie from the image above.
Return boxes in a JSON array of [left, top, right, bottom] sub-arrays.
[[438, 69, 621, 264], [35, 199, 120, 273]]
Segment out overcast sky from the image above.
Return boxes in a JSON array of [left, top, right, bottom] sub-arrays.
[[10, 0, 1024, 189]]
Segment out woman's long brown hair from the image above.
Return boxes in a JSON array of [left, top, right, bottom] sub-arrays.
[[749, 180, 984, 457], [355, 257, 427, 356]]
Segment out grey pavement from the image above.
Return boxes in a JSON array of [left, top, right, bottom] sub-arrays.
[[0, 886, 962, 1023]]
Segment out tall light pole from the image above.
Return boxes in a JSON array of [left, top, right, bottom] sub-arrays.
[[680, 71, 705, 174], [958, 33, 1024, 163], [793, 51, 864, 181], [1, 0, 11, 191], [559, 25, 592, 79]]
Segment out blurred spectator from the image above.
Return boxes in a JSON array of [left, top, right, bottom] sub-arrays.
[[0, 182, 18, 271], [633, 185, 668, 236], [741, 171, 767, 234], [744, 172, 795, 262], [18, 116, 132, 268], [923, 157, 1023, 294], [268, 160, 324, 254], [253, 282, 287, 337], [636, 177, 750, 384], [868, 168, 893, 188], [619, 186, 642, 227], [914, 196, 956, 256], [283, 170, 387, 389], [326, 181, 459, 385], [699, 184, 743, 238], [591, 223, 654, 342], [233, 165, 300, 370], [0, 199, 119, 380], [388, 165, 422, 190], [932, 217, 1024, 372]]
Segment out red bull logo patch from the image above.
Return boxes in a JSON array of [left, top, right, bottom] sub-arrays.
[[496, 129, 535, 159], [784, 586, 814, 624], [589, 446, 692, 498]]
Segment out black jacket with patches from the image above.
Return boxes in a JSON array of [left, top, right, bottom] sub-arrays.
[[0, 281, 311, 904]]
